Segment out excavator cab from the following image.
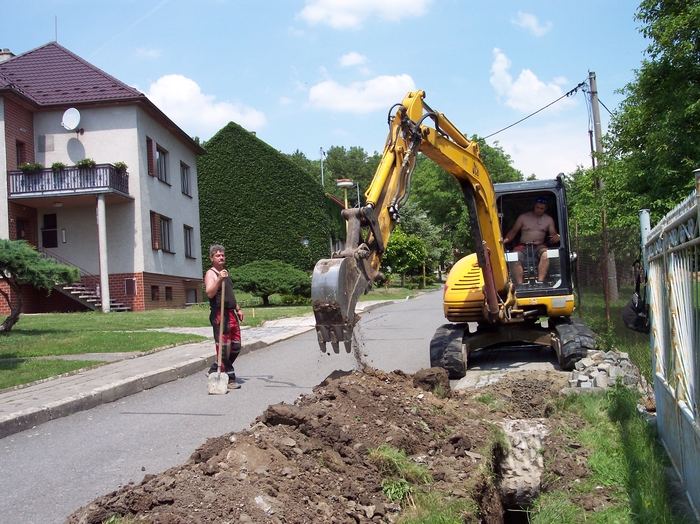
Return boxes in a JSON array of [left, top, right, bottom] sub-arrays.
[[496, 179, 572, 297]]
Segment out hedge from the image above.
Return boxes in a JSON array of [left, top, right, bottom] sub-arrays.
[[197, 122, 333, 270]]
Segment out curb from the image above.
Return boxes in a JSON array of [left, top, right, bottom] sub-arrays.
[[0, 301, 396, 439]]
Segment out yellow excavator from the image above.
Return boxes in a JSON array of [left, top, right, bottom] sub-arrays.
[[311, 90, 594, 377]]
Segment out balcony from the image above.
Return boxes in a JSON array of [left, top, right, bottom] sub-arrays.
[[8, 164, 129, 199]]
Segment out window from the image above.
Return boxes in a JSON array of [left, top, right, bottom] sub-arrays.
[[150, 211, 172, 252], [151, 285, 160, 301], [156, 146, 168, 183], [125, 278, 137, 296], [165, 287, 173, 301], [146, 137, 155, 176], [160, 216, 172, 252], [184, 225, 194, 258], [181, 162, 191, 196], [150, 211, 161, 249], [41, 213, 58, 249], [16, 141, 25, 167]]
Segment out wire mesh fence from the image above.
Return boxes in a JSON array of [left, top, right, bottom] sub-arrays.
[[574, 224, 653, 382]]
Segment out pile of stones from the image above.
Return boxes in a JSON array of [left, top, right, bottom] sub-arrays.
[[568, 350, 640, 390]]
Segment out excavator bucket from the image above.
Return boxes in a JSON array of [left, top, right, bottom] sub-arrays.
[[312, 257, 370, 353]]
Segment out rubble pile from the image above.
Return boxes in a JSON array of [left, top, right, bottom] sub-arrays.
[[568, 350, 640, 390]]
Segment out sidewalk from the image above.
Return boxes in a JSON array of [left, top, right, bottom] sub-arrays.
[[0, 301, 392, 439]]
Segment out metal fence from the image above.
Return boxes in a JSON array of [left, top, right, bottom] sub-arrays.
[[572, 179, 700, 517]]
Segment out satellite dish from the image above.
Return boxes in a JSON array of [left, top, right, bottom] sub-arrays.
[[61, 108, 81, 131]]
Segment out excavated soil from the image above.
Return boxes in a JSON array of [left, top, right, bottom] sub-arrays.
[[66, 367, 612, 524]]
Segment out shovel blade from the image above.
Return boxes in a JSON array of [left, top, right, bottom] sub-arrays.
[[207, 370, 229, 395], [312, 257, 370, 353]]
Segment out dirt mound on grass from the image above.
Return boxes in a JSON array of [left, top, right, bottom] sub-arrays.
[[66, 368, 598, 524]]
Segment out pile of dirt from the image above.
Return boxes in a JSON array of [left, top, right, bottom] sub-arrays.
[[66, 368, 601, 524]]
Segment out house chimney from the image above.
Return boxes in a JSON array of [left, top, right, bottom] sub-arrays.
[[0, 48, 15, 64]]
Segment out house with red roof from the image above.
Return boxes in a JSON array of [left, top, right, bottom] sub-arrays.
[[0, 42, 205, 313]]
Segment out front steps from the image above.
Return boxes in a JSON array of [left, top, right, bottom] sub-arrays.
[[57, 282, 131, 312]]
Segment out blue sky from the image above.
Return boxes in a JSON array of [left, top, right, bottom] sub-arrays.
[[3, 0, 647, 179]]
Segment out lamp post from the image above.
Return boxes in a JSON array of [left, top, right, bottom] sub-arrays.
[[320, 147, 325, 188], [336, 178, 354, 209], [336, 178, 354, 235]]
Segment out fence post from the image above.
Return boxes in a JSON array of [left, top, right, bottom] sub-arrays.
[[602, 209, 610, 333], [575, 221, 582, 317]]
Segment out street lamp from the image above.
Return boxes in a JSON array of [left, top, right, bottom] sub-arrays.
[[336, 178, 354, 209], [337, 178, 354, 236]]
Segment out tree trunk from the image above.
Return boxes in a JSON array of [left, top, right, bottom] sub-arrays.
[[0, 277, 22, 333], [262, 295, 270, 306]]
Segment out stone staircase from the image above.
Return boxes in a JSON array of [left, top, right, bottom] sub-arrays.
[[39, 248, 132, 312], [57, 282, 131, 312]]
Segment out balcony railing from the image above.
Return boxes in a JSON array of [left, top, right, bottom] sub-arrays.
[[8, 164, 129, 197]]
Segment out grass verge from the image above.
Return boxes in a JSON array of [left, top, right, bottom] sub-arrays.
[[529, 381, 692, 524], [0, 358, 103, 390]]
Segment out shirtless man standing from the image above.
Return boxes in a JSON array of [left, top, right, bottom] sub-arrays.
[[503, 197, 561, 284]]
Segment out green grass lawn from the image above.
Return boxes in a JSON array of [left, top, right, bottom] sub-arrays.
[[0, 286, 423, 390]]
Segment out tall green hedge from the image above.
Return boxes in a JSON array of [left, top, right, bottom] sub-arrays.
[[197, 122, 332, 270]]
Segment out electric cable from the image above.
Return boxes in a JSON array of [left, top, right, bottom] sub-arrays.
[[483, 79, 588, 139]]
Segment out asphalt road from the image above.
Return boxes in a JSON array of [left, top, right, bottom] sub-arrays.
[[0, 290, 447, 524]]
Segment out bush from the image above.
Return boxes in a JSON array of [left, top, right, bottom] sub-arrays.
[[280, 294, 312, 306], [230, 260, 310, 306]]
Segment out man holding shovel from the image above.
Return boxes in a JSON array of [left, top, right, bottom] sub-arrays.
[[205, 244, 244, 390]]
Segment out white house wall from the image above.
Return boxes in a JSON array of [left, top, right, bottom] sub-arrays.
[[136, 108, 201, 279], [31, 105, 202, 280]]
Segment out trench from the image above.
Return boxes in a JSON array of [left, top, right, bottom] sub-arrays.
[[482, 419, 548, 524]]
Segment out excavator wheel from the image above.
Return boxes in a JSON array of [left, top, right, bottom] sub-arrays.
[[430, 323, 468, 379], [551, 316, 596, 371]]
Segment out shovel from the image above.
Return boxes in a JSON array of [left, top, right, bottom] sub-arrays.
[[207, 280, 229, 395]]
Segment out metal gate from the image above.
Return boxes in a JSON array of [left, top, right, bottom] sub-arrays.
[[645, 170, 700, 517]]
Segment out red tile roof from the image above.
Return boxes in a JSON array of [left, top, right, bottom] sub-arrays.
[[0, 42, 144, 106], [0, 42, 205, 154]]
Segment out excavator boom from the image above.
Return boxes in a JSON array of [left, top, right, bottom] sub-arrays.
[[311, 90, 512, 353]]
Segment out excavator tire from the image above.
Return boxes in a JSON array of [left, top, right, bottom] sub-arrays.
[[552, 316, 596, 371], [430, 323, 468, 379]]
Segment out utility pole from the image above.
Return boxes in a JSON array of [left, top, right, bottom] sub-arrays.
[[588, 71, 604, 166]]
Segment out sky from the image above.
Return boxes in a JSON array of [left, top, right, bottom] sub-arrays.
[[2, 0, 648, 180]]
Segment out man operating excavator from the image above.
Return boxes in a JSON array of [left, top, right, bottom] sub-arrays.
[[503, 197, 561, 285]]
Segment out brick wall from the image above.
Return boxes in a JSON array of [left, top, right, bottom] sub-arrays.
[[0, 272, 202, 315], [0, 282, 90, 316], [4, 98, 34, 170], [142, 272, 202, 311]]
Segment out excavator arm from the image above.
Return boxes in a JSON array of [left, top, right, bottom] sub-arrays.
[[312, 90, 513, 353]]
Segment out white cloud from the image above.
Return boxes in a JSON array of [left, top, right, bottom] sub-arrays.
[[146, 74, 266, 139], [136, 47, 162, 59], [489, 48, 575, 113], [298, 0, 433, 29], [512, 11, 552, 37], [308, 74, 416, 113], [279, 96, 293, 106], [491, 121, 591, 179], [340, 51, 367, 67]]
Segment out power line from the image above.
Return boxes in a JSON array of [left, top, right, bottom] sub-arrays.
[[483, 79, 588, 140]]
